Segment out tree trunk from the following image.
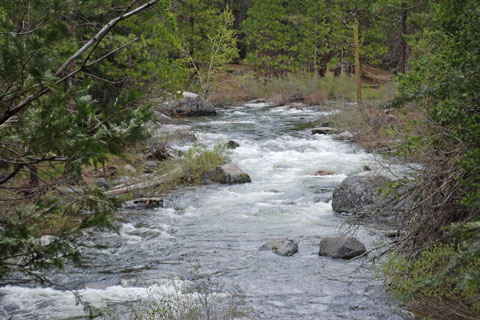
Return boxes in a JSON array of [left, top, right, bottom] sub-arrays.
[[354, 13, 364, 112], [398, 8, 408, 74], [320, 52, 331, 77], [29, 165, 39, 188]]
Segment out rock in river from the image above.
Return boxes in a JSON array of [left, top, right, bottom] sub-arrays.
[[157, 92, 217, 117], [319, 236, 366, 259], [312, 127, 344, 135], [131, 198, 164, 209], [332, 174, 390, 214], [226, 140, 240, 149], [152, 124, 197, 144], [260, 239, 298, 256], [209, 163, 252, 184]]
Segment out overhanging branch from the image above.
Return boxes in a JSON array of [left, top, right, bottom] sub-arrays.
[[0, 0, 159, 127]]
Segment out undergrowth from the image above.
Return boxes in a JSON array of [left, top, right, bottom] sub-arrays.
[[382, 234, 480, 320], [236, 72, 356, 105], [154, 144, 230, 194]]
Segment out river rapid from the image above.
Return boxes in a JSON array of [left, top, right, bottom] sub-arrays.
[[0, 103, 406, 320]]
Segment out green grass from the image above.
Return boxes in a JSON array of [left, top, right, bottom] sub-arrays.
[[154, 144, 230, 194]]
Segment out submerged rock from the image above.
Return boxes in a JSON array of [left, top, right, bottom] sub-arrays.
[[157, 92, 217, 117], [289, 102, 308, 108], [226, 140, 240, 149], [312, 127, 344, 135], [319, 236, 366, 259], [314, 170, 335, 176], [332, 174, 390, 214], [131, 197, 164, 209], [208, 163, 251, 184], [260, 239, 298, 256]]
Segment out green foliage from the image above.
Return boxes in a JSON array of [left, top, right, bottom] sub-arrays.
[[0, 0, 185, 282], [0, 188, 120, 284], [396, 0, 480, 208], [382, 238, 480, 319], [380, 1, 480, 318], [175, 0, 238, 97], [242, 0, 330, 75], [156, 144, 230, 193]]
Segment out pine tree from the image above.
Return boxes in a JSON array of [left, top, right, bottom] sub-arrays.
[[0, 0, 185, 283]]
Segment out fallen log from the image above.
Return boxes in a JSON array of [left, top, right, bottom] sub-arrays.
[[106, 169, 179, 196]]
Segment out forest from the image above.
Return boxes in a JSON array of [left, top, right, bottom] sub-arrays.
[[0, 0, 479, 319]]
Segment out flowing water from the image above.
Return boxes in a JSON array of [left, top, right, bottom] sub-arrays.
[[0, 103, 406, 320]]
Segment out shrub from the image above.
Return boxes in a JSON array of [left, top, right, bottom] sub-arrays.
[[382, 237, 480, 320]]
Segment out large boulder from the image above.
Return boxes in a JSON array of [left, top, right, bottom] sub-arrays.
[[158, 92, 217, 117], [153, 111, 173, 124], [318, 236, 366, 259], [332, 174, 390, 214], [260, 239, 298, 256], [208, 163, 251, 184], [152, 124, 197, 145]]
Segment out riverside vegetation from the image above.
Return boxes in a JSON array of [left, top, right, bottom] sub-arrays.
[[0, 0, 479, 319]]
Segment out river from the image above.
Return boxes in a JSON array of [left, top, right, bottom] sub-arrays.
[[0, 102, 406, 319]]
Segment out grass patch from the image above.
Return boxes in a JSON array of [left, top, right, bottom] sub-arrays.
[[153, 144, 230, 194]]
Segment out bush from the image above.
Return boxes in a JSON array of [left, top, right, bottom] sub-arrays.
[[382, 237, 480, 320]]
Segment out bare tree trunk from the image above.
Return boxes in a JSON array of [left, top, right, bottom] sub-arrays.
[[398, 8, 408, 74], [354, 13, 364, 112], [125, 55, 133, 106]]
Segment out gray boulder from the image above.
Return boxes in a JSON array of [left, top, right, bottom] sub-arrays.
[[153, 111, 173, 124], [152, 124, 197, 145], [332, 174, 390, 214], [209, 163, 251, 184], [158, 92, 217, 117], [260, 239, 298, 256], [319, 236, 366, 259], [37, 235, 58, 247]]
